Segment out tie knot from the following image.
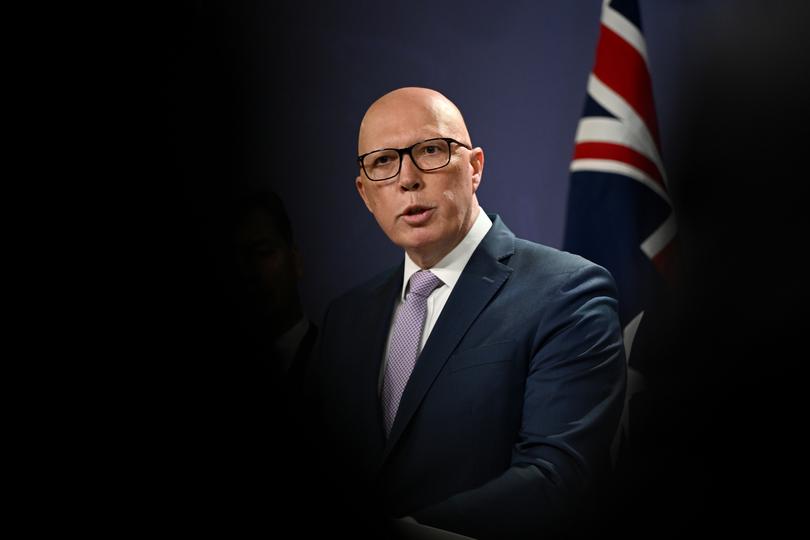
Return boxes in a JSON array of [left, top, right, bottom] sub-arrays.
[[408, 270, 442, 298]]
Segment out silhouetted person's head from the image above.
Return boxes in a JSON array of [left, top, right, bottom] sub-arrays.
[[230, 189, 303, 339]]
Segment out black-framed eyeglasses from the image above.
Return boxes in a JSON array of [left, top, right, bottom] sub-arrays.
[[357, 137, 472, 181]]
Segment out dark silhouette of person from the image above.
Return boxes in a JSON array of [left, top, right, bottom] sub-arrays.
[[228, 188, 318, 393]]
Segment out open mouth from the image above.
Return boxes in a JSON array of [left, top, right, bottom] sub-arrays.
[[403, 205, 431, 216], [400, 205, 435, 225]]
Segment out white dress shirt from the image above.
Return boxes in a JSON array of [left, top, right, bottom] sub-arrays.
[[379, 209, 493, 392], [274, 316, 310, 372]]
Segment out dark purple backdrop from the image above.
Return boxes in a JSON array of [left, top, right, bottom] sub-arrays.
[[270, 1, 709, 323], [162, 2, 809, 535], [171, 1, 735, 324]]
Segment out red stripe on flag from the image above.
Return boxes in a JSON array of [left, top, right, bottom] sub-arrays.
[[593, 24, 661, 149], [574, 142, 665, 190]]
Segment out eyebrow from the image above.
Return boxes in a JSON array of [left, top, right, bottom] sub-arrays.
[[360, 136, 463, 156]]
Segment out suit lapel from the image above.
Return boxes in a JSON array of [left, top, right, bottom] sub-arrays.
[[356, 264, 403, 453], [381, 216, 516, 463]]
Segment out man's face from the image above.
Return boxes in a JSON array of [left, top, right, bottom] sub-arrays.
[[355, 95, 484, 266], [234, 209, 300, 314]]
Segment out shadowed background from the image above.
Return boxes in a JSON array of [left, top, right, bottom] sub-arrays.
[[158, 1, 808, 536], [167, 0, 717, 324]]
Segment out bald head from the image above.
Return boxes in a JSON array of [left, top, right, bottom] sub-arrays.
[[354, 86, 484, 268], [358, 87, 472, 155]]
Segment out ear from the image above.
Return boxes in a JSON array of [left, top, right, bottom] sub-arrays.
[[469, 147, 484, 194], [356, 175, 375, 213]]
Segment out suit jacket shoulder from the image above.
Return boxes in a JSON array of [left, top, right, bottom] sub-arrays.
[[511, 236, 616, 288]]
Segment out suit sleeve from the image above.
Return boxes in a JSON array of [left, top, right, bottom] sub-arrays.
[[411, 263, 627, 539]]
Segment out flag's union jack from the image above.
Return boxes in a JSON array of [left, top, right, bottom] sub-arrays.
[[563, 0, 676, 452], [565, 0, 675, 351]]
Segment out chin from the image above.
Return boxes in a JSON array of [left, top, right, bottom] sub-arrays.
[[400, 238, 447, 262], [396, 227, 438, 247]]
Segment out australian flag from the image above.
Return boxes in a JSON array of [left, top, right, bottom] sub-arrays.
[[563, 0, 676, 456]]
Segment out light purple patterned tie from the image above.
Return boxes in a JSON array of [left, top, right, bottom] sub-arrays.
[[381, 270, 443, 436]]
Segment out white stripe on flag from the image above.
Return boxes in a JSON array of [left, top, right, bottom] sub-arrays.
[[623, 311, 645, 361], [611, 310, 646, 463], [640, 210, 677, 260], [570, 158, 671, 204], [601, 3, 648, 63], [586, 74, 666, 184], [574, 116, 662, 177]]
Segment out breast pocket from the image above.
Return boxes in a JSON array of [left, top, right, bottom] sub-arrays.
[[447, 339, 518, 374]]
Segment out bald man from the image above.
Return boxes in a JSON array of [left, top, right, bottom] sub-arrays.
[[311, 88, 626, 539]]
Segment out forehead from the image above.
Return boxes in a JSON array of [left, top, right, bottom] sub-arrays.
[[358, 97, 459, 153]]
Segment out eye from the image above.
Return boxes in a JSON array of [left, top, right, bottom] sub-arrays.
[[413, 140, 449, 159], [374, 155, 392, 166]]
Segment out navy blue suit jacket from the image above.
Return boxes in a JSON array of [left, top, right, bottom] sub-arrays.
[[313, 215, 626, 539]]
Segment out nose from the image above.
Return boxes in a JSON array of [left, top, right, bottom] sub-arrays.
[[398, 154, 422, 191]]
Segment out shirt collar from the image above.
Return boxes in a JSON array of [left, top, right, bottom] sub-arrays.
[[400, 208, 493, 301], [274, 316, 310, 371]]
